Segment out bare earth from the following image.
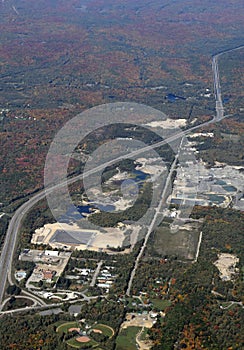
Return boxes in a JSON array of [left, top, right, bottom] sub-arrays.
[[76, 336, 90, 343], [144, 118, 187, 129], [93, 329, 103, 334], [69, 327, 80, 332], [121, 313, 154, 329], [214, 253, 239, 281]]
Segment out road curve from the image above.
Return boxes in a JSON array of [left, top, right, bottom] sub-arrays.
[[0, 113, 220, 306], [1, 45, 241, 307], [125, 45, 244, 295]]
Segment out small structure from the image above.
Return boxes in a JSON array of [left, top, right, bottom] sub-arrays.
[[15, 270, 27, 281]]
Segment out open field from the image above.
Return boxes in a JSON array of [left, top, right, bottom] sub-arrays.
[[116, 326, 140, 350], [32, 222, 125, 250], [67, 337, 97, 349], [56, 322, 80, 334], [94, 323, 114, 338], [121, 313, 154, 329], [57, 321, 114, 348], [147, 223, 200, 260], [150, 299, 171, 311]]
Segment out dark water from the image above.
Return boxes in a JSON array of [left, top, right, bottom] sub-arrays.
[[58, 169, 149, 221], [214, 179, 226, 186], [133, 169, 149, 182], [77, 205, 91, 214], [223, 185, 236, 192], [167, 93, 186, 102], [96, 204, 115, 211], [214, 179, 236, 192], [208, 194, 225, 204], [58, 205, 83, 224]]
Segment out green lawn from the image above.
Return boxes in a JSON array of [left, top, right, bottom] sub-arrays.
[[92, 323, 114, 338], [57, 322, 114, 348], [67, 337, 97, 348], [56, 321, 80, 334], [151, 298, 171, 311], [140, 328, 148, 341], [66, 338, 81, 349], [116, 326, 140, 350], [149, 223, 200, 260]]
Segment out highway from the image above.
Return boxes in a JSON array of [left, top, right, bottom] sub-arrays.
[[212, 55, 224, 120], [0, 114, 221, 307], [0, 45, 238, 308], [125, 44, 244, 295], [212, 44, 244, 121]]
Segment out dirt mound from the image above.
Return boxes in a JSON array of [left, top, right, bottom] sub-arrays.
[[69, 327, 80, 332], [93, 328, 103, 334], [76, 336, 90, 343]]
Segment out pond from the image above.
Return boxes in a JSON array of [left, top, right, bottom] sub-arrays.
[[166, 93, 186, 102], [207, 194, 225, 204], [223, 185, 237, 193], [58, 169, 149, 221]]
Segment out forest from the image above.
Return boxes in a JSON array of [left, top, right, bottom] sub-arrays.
[[0, 1, 243, 349], [0, 206, 242, 349]]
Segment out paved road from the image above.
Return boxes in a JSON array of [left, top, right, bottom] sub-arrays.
[[212, 55, 224, 120], [0, 303, 63, 317], [0, 113, 222, 307], [125, 45, 244, 295], [0, 46, 240, 307], [0, 295, 39, 311], [0, 291, 101, 316], [90, 260, 103, 287], [0, 191, 49, 307], [194, 231, 203, 263], [212, 44, 244, 121], [126, 137, 185, 296]]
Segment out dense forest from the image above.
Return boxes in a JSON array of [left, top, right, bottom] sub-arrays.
[[0, 1, 243, 349], [146, 207, 244, 349]]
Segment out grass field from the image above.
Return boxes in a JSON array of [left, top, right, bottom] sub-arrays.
[[150, 299, 171, 311], [56, 321, 80, 334], [140, 328, 149, 341], [93, 324, 114, 338], [67, 337, 97, 348], [116, 326, 140, 350], [148, 223, 200, 260], [56, 321, 114, 348]]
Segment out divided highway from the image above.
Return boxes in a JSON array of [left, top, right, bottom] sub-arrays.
[[212, 55, 224, 121], [212, 45, 244, 121], [0, 46, 239, 308], [0, 114, 221, 307]]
